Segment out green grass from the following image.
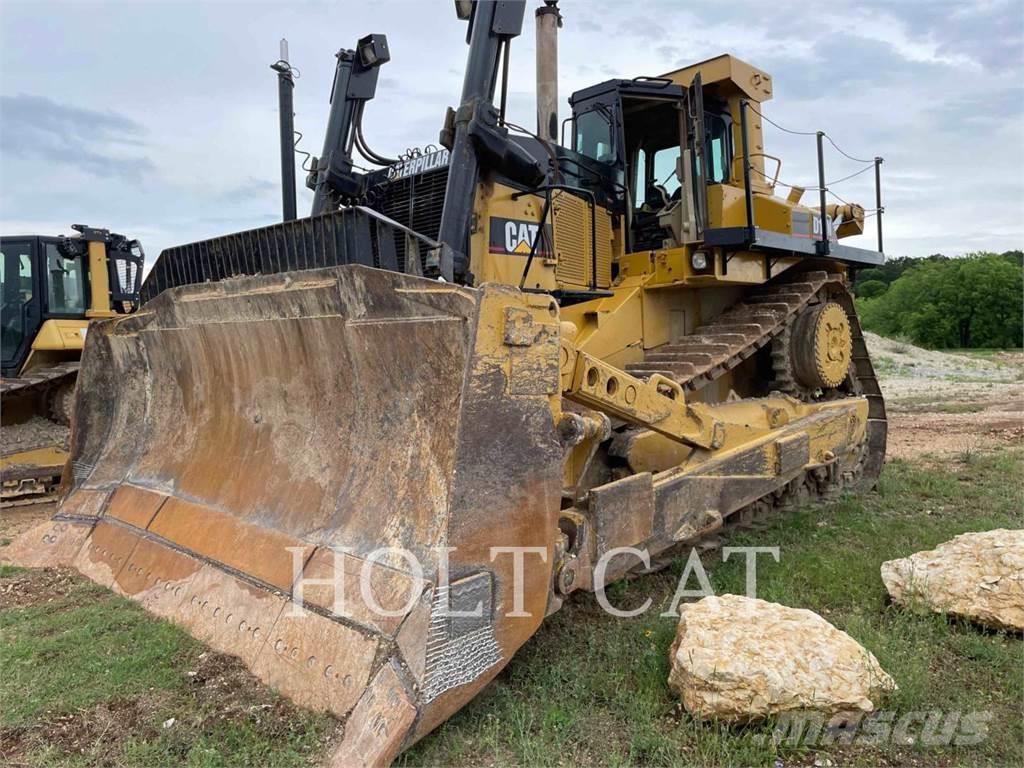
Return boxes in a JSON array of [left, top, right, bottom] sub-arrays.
[[400, 450, 1024, 768], [0, 575, 333, 767], [946, 348, 1022, 361]]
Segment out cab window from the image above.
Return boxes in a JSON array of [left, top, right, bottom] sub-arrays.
[[1, 242, 34, 361], [652, 146, 681, 198], [574, 108, 616, 164], [45, 243, 87, 315], [705, 113, 731, 183], [633, 148, 647, 207]]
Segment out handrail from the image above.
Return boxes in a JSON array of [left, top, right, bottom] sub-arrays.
[[739, 101, 756, 246], [744, 101, 884, 255], [874, 157, 884, 252], [816, 132, 829, 256], [352, 204, 440, 249]]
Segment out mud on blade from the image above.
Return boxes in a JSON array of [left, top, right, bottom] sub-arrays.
[[6, 265, 564, 763]]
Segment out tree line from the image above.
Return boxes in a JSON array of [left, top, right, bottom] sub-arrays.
[[853, 251, 1023, 349]]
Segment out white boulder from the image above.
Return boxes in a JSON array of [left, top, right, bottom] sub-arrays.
[[881, 529, 1024, 631], [668, 594, 896, 722]]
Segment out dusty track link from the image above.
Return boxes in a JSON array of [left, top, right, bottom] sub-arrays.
[[2, 490, 60, 509], [625, 270, 887, 578], [1, 362, 79, 396], [636, 464, 854, 577], [626, 270, 835, 391]]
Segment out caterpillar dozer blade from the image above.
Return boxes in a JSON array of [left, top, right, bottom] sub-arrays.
[[4, 265, 565, 764]]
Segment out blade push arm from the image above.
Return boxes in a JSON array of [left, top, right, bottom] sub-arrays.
[[560, 339, 723, 450]]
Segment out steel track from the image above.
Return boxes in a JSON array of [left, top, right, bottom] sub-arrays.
[[627, 269, 887, 571]]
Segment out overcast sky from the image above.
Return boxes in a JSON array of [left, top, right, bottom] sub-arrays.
[[1, 0, 1022, 267]]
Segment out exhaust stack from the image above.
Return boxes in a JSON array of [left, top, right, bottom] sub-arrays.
[[271, 39, 297, 222], [535, 1, 561, 142]]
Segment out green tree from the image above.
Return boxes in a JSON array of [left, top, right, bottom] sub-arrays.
[[857, 253, 1022, 348], [853, 254, 949, 291], [1000, 250, 1023, 268], [855, 279, 888, 299]]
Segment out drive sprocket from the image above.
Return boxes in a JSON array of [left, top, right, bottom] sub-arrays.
[[772, 298, 854, 399]]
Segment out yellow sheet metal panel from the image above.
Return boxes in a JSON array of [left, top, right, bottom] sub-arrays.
[[0, 445, 67, 470], [559, 277, 644, 364], [473, 183, 558, 291], [552, 191, 613, 290], [85, 240, 114, 317], [29, 319, 87, 351], [660, 53, 773, 103]]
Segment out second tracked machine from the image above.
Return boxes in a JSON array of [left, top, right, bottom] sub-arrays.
[[8, 2, 888, 763]]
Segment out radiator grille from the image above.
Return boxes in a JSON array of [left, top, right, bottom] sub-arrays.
[[366, 166, 449, 273], [552, 191, 613, 290], [141, 165, 451, 304], [140, 208, 398, 303]]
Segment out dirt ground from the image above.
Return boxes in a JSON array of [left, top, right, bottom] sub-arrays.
[[864, 333, 1024, 460], [0, 564, 80, 609], [0, 501, 55, 543], [0, 565, 334, 767], [886, 397, 1024, 461]]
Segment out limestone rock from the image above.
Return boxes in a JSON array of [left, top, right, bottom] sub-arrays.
[[881, 529, 1024, 631], [668, 595, 895, 722]]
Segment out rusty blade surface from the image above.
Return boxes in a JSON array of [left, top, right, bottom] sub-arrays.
[[7, 265, 564, 763]]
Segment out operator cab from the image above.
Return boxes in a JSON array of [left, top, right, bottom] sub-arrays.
[[569, 76, 734, 254], [1, 236, 89, 376], [568, 55, 774, 257], [0, 229, 143, 377]]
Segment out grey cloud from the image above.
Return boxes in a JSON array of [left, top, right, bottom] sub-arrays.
[[217, 177, 278, 203], [858, 0, 1021, 71], [0, 93, 155, 179], [767, 35, 919, 95], [655, 45, 678, 62], [926, 85, 1024, 126]]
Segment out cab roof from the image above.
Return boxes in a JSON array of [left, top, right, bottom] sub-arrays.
[[569, 54, 773, 109], [661, 53, 773, 103]]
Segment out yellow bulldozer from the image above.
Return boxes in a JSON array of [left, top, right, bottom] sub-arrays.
[[7, 2, 888, 763], [1, 225, 142, 505]]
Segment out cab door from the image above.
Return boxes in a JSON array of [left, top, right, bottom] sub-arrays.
[[685, 73, 708, 239], [0, 237, 44, 377]]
